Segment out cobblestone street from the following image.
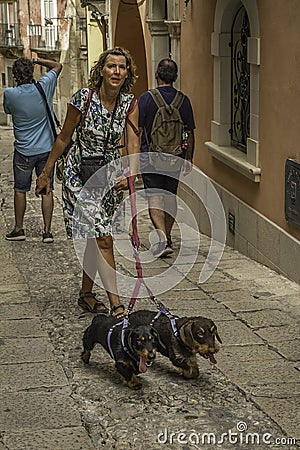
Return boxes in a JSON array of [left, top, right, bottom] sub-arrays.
[[0, 126, 299, 449]]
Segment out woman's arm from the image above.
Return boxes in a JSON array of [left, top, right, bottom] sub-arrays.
[[125, 103, 140, 178], [114, 103, 140, 192], [35, 104, 81, 195]]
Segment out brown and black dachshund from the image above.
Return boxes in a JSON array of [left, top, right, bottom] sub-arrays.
[[81, 314, 158, 389], [128, 310, 222, 379]]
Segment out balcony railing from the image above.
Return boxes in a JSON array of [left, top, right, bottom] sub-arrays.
[[0, 22, 60, 51], [28, 24, 60, 51], [0, 23, 22, 47]]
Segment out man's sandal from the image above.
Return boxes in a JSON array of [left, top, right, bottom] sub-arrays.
[[78, 292, 109, 314], [110, 303, 127, 319]]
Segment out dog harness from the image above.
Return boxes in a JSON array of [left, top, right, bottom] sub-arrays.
[[106, 319, 140, 364], [148, 308, 194, 355], [150, 308, 179, 337]]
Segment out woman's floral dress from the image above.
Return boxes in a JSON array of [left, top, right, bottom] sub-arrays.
[[62, 88, 134, 239]]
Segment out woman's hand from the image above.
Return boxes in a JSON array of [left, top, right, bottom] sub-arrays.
[[35, 169, 51, 196]]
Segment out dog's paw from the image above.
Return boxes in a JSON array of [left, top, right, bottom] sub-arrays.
[[81, 350, 91, 364], [126, 374, 143, 390], [182, 366, 200, 379]]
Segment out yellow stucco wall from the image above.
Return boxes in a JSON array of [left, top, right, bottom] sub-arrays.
[[87, 12, 103, 72]]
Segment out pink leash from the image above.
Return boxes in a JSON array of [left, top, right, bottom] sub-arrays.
[[122, 98, 170, 317], [125, 171, 159, 315]]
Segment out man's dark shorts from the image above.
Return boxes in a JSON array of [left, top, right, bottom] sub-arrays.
[[13, 150, 54, 192], [141, 164, 181, 196]]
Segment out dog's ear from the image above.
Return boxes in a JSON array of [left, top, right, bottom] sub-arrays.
[[216, 329, 222, 344], [210, 324, 222, 344], [126, 329, 135, 353], [182, 320, 195, 347], [150, 327, 166, 350]]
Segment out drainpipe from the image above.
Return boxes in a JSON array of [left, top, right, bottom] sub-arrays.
[[27, 0, 32, 56], [107, 0, 112, 48]]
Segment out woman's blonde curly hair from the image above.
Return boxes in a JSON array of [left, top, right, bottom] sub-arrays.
[[88, 47, 137, 93]]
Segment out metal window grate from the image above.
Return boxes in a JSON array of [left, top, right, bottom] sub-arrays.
[[230, 5, 250, 152]]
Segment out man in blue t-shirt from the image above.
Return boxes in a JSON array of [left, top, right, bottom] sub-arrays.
[[4, 56, 62, 243], [138, 58, 195, 257]]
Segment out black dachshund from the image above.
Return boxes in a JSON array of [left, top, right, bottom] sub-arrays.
[[129, 310, 222, 379], [81, 314, 158, 389]]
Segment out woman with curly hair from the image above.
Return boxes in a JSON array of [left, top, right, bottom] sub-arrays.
[[36, 47, 140, 318]]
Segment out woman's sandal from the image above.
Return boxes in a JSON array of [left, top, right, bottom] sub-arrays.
[[110, 303, 127, 319], [78, 291, 109, 314]]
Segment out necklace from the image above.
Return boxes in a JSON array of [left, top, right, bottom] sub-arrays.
[[99, 89, 118, 112], [99, 90, 119, 118], [101, 99, 115, 112], [100, 98, 114, 118]]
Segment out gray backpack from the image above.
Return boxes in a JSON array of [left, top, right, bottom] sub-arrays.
[[148, 88, 185, 156]]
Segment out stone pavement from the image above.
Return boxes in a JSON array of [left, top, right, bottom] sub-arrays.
[[0, 125, 299, 450]]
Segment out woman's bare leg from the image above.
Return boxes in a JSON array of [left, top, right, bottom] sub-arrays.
[[96, 235, 121, 309], [80, 238, 107, 311]]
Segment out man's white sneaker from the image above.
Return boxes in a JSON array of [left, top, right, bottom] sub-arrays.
[[5, 228, 26, 241], [42, 231, 54, 243]]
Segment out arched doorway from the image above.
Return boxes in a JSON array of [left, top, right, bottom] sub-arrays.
[[114, 1, 148, 98]]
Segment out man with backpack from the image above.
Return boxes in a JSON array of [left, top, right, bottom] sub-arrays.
[[138, 58, 195, 257]]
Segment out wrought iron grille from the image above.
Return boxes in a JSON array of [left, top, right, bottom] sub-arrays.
[[230, 6, 250, 152]]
